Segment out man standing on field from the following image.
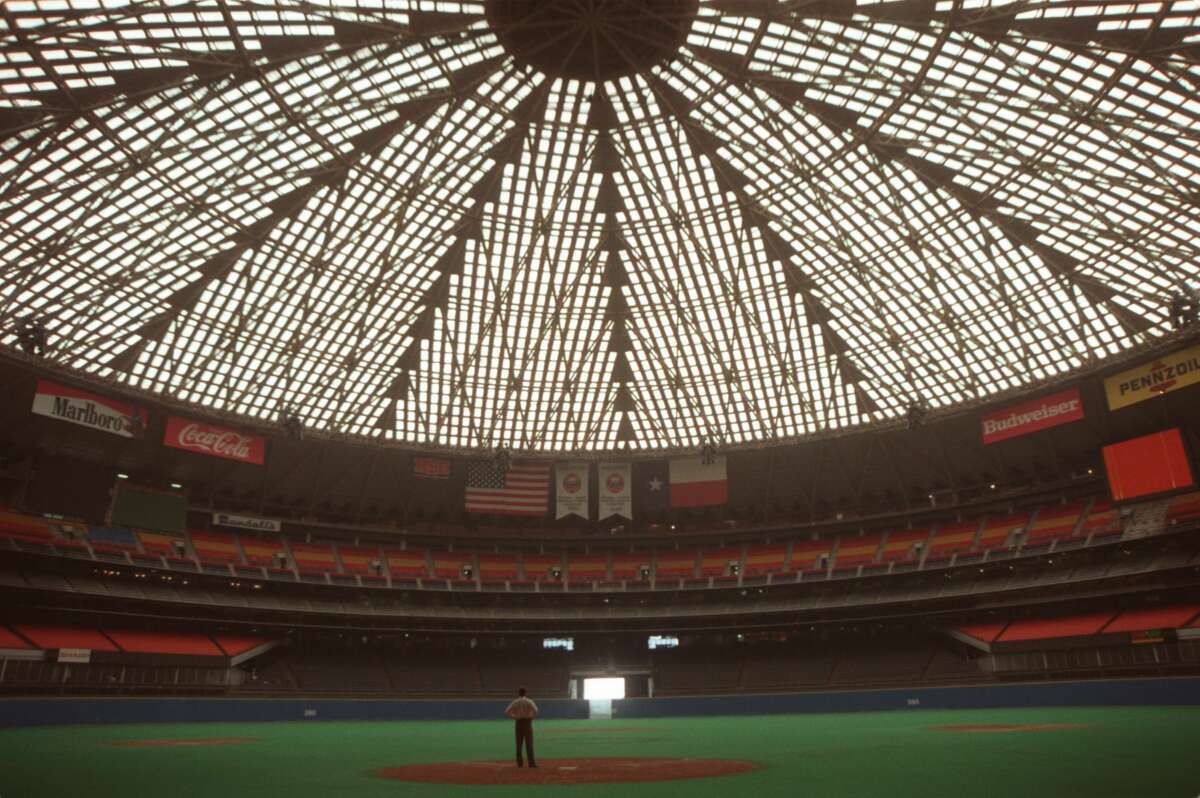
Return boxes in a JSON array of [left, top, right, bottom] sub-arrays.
[[505, 687, 539, 768]]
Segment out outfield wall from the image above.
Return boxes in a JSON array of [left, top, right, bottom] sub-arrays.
[[615, 677, 1200, 718], [3, 678, 1200, 727], [0, 697, 589, 727]]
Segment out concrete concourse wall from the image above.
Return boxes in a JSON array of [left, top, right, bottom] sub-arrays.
[[614, 677, 1200, 718], [0, 697, 589, 727]]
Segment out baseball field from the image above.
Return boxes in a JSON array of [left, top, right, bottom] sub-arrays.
[[1, 706, 1197, 797]]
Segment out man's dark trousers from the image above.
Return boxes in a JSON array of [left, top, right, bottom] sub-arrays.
[[515, 718, 536, 767]]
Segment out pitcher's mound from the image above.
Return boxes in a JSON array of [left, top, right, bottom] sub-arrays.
[[375, 757, 758, 784]]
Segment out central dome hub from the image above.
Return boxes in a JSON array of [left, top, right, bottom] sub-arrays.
[[486, 0, 699, 82]]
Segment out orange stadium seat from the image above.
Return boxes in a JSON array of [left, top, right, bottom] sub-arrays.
[[522, 553, 563, 581], [655, 550, 698, 578], [240, 536, 286, 567], [790, 539, 833, 572], [1166, 490, 1200, 524], [478, 554, 519, 582], [16, 625, 118, 651], [878, 529, 928, 563], [700, 546, 741, 577], [567, 555, 608, 583], [138, 531, 184, 557], [1079, 499, 1121, 539], [190, 531, 242, 563], [613, 552, 650, 580], [385, 548, 429, 578], [997, 611, 1116, 642], [975, 511, 1029, 551], [0, 626, 32, 649], [832, 534, 882, 572], [925, 521, 979, 562], [106, 630, 223, 656], [338, 545, 382, 575], [0, 511, 55, 542], [743, 544, 787, 576], [290, 542, 336, 575], [430, 551, 471, 579], [1024, 501, 1086, 546], [1103, 605, 1200, 633]]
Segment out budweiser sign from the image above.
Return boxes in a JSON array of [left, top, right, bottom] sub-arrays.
[[164, 416, 265, 465], [981, 387, 1084, 445], [31, 380, 147, 438]]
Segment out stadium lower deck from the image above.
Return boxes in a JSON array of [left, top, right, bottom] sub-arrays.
[[2, 706, 1198, 798]]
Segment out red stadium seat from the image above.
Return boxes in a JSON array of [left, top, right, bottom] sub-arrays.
[[0, 626, 32, 649], [832, 534, 882, 572], [339, 545, 382, 575], [1024, 501, 1086, 546], [743, 544, 787, 576], [997, 611, 1116, 642], [878, 529, 929, 563], [385, 548, 429, 578], [567, 555, 608, 583], [975, 512, 1029, 551], [16, 625, 118, 651], [523, 554, 563, 582], [290, 542, 336, 575], [240, 536, 286, 567], [925, 521, 979, 562], [790, 540, 833, 573], [613, 552, 650, 580], [106, 630, 223, 656], [700, 546, 741, 577], [478, 554, 519, 582], [1166, 491, 1200, 524], [655, 550, 698, 578], [190, 531, 242, 563], [1103, 605, 1200, 633]]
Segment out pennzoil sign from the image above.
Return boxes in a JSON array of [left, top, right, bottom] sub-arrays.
[[1104, 343, 1200, 411]]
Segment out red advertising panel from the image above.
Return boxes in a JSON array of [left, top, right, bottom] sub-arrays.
[[163, 416, 265, 465], [31, 379, 147, 438], [980, 387, 1084, 445], [1102, 428, 1195, 503]]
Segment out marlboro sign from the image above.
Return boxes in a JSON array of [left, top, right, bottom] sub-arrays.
[[31, 380, 147, 438], [164, 416, 266, 465]]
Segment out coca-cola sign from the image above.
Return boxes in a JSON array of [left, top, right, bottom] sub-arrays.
[[163, 416, 265, 465]]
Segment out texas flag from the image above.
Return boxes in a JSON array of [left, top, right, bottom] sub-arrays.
[[669, 456, 728, 508]]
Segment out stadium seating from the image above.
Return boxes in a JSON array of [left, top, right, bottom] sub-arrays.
[[700, 546, 740, 577], [925, 520, 979, 562], [0, 511, 55, 543], [478, 553, 519, 583], [213, 635, 273, 657], [385, 548, 428, 578], [743, 543, 788, 576], [430, 550, 470, 579], [338, 545, 381, 575], [87, 526, 139, 552], [1023, 501, 1086, 548], [523, 553, 563, 582], [240, 536, 286, 567], [655, 550, 698, 579], [878, 528, 928, 564], [105, 630, 224, 657], [1165, 491, 1200, 524], [612, 552, 650, 580], [790, 539, 832, 573], [138, 531, 185, 557], [15, 625, 119, 651], [567, 554, 608, 583], [832, 534, 882, 572], [997, 611, 1116, 642], [975, 511, 1029, 551], [289, 542, 336, 575], [1103, 605, 1200, 633], [0, 626, 32, 649], [190, 531, 242, 564], [1079, 499, 1121, 540]]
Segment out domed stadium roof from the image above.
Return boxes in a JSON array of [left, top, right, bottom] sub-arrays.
[[1, 0, 1197, 453]]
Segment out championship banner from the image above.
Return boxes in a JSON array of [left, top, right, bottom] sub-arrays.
[[164, 416, 265, 465], [1099, 340, 1200, 410], [212, 512, 281, 533], [413, 456, 451, 479], [555, 462, 590, 520], [31, 379, 147, 438], [598, 462, 632, 520], [1104, 343, 1200, 411], [980, 387, 1084, 445]]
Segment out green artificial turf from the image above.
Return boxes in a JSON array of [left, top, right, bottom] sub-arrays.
[[1, 707, 1198, 797]]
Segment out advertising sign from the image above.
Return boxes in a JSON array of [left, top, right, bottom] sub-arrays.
[[980, 387, 1084, 445]]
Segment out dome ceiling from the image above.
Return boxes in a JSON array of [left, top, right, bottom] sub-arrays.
[[0, 0, 1197, 453]]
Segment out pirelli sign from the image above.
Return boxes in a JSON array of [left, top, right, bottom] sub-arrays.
[[1104, 343, 1200, 411]]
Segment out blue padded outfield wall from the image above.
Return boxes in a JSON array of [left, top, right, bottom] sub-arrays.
[[2, 678, 1200, 727], [0, 697, 589, 727], [615, 677, 1200, 718]]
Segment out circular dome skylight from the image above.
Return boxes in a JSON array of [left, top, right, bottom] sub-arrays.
[[1, 0, 1197, 453]]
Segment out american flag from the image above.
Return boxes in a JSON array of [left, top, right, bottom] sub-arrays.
[[465, 460, 550, 516]]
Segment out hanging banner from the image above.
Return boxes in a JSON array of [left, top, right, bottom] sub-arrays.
[[598, 462, 632, 520], [163, 416, 266, 465], [555, 462, 590, 520], [1104, 343, 1200, 411], [669, 455, 728, 508], [31, 380, 147, 438], [980, 387, 1084, 445], [212, 512, 281, 533], [413, 456, 451, 479]]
